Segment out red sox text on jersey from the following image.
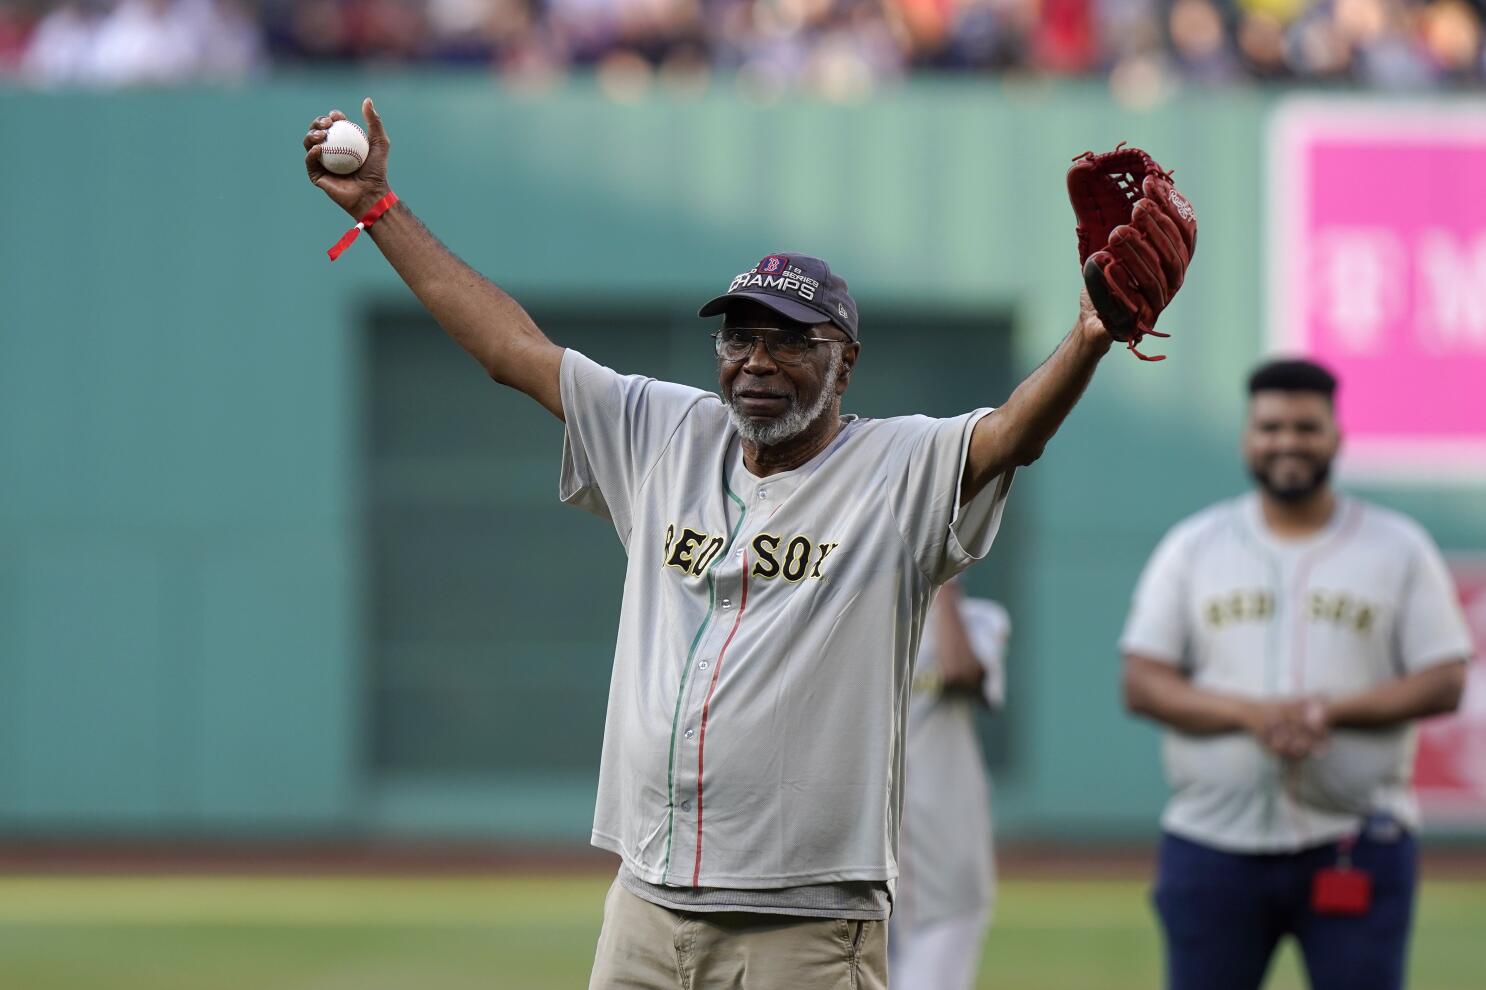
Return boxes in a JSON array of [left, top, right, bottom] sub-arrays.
[[663, 523, 840, 582], [1201, 587, 1380, 634]]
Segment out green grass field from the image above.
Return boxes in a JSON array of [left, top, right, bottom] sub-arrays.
[[0, 873, 1481, 989]]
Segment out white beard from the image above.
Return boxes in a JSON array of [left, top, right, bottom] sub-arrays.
[[725, 346, 843, 447]]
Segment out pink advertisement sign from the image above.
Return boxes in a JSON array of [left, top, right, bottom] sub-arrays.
[[1269, 102, 1486, 480], [1414, 558, 1486, 827]]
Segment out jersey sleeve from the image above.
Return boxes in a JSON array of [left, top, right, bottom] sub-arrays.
[[1119, 524, 1193, 667], [888, 409, 1014, 586], [962, 598, 1010, 709], [558, 349, 711, 545], [1395, 526, 1475, 671]]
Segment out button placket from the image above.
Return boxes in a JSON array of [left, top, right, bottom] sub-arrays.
[[675, 552, 730, 818]]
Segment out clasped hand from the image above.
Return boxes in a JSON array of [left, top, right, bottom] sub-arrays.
[[1246, 698, 1329, 760]]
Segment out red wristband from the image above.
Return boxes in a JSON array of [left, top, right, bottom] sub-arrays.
[[327, 190, 399, 261]]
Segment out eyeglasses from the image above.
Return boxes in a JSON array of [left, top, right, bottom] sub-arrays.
[[711, 328, 843, 365]]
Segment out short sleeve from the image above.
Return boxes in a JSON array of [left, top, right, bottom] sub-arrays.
[[558, 349, 711, 545], [1395, 528, 1475, 672], [961, 598, 1010, 709], [889, 409, 1015, 586], [1119, 525, 1193, 667]]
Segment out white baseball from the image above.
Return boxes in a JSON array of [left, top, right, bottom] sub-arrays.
[[320, 119, 369, 175]]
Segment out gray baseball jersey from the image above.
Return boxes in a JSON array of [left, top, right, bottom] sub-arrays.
[[896, 596, 1008, 930], [559, 349, 1014, 890], [1121, 493, 1474, 853]]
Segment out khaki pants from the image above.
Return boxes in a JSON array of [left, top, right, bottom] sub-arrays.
[[589, 879, 888, 990]]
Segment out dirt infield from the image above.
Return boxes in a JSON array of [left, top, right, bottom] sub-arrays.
[[1, 840, 1483, 878]]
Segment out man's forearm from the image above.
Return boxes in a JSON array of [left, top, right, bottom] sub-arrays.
[[961, 298, 1112, 499], [368, 204, 563, 417], [999, 315, 1112, 462], [1123, 657, 1255, 735], [933, 599, 984, 687], [1129, 680, 1255, 735], [1325, 660, 1468, 729]]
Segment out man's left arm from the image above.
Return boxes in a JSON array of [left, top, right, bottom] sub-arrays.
[[960, 292, 1112, 503], [1324, 532, 1473, 730], [1323, 660, 1468, 729], [932, 583, 989, 697]]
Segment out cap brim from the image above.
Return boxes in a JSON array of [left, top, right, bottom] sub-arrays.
[[697, 291, 832, 330]]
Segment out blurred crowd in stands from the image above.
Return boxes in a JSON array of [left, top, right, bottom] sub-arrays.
[[1, 0, 1482, 96]]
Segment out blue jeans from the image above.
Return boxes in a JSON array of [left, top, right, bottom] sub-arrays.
[[1153, 824, 1416, 990]]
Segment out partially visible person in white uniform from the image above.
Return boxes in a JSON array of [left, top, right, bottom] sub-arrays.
[[892, 579, 1010, 990]]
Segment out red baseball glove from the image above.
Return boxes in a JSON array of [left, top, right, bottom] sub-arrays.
[[1067, 144, 1197, 361]]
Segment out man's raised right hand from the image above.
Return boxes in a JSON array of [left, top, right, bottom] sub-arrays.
[[304, 97, 391, 218]]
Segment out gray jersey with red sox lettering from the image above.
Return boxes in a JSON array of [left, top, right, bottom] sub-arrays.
[[559, 349, 1014, 892], [1121, 494, 1474, 853]]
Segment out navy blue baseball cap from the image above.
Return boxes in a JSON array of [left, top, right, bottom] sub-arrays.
[[698, 253, 860, 341]]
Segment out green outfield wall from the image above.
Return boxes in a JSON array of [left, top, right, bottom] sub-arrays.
[[1, 78, 1480, 841]]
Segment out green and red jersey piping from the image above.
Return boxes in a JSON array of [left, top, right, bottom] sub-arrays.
[[659, 484, 746, 879]]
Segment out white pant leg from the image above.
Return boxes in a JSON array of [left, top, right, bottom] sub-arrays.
[[888, 912, 988, 990]]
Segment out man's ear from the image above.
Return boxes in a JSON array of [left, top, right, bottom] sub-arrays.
[[836, 343, 859, 395]]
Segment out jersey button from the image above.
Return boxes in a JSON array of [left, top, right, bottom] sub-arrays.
[[684, 728, 694, 739], [758, 489, 769, 500], [721, 598, 732, 608], [681, 801, 692, 811], [698, 660, 710, 670]]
